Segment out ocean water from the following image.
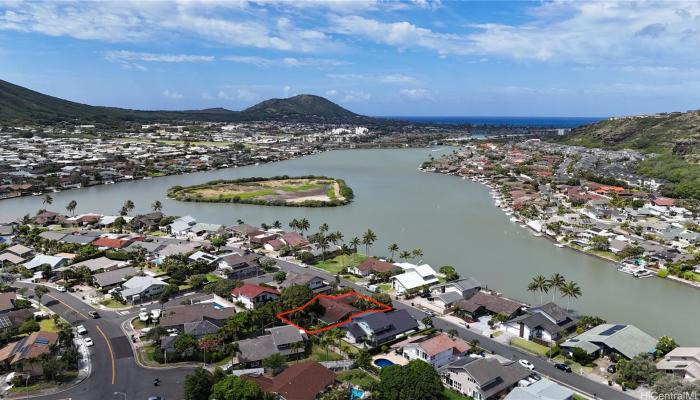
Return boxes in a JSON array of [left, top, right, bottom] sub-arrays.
[[380, 116, 604, 128]]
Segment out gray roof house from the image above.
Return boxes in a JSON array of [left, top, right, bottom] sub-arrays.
[[561, 324, 657, 359], [430, 277, 482, 298], [23, 254, 67, 270], [504, 378, 574, 400], [70, 256, 124, 272], [236, 325, 307, 367], [61, 234, 97, 245], [341, 309, 418, 347], [38, 231, 67, 242], [93, 267, 138, 288], [121, 276, 168, 302], [504, 302, 578, 345], [439, 357, 534, 400]]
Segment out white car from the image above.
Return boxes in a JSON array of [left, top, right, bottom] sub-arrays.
[[150, 309, 161, 320], [76, 325, 87, 335], [56, 286, 66, 292], [139, 311, 150, 322], [519, 359, 535, 370], [83, 337, 94, 347]]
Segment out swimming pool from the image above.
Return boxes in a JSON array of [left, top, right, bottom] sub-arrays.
[[350, 387, 365, 399], [373, 358, 395, 368]]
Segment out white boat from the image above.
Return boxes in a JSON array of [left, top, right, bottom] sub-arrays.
[[519, 224, 527, 228], [509, 217, 519, 223], [554, 243, 565, 248], [633, 270, 655, 278], [531, 232, 543, 237]]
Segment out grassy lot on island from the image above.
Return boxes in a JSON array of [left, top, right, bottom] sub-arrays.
[[313, 253, 368, 274]]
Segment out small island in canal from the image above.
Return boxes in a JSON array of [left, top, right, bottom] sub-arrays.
[[167, 175, 354, 207]]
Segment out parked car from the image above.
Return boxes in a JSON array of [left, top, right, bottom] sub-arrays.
[[56, 286, 66, 292], [83, 337, 94, 347], [554, 363, 572, 373], [150, 309, 161, 320], [139, 311, 150, 322], [518, 359, 535, 370], [76, 325, 87, 335], [88, 311, 100, 319], [607, 364, 616, 373]]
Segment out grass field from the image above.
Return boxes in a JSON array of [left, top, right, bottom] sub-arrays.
[[442, 389, 474, 400], [336, 369, 377, 389], [510, 338, 550, 356], [314, 253, 368, 274], [39, 318, 60, 333], [8, 381, 58, 394], [100, 298, 127, 308], [308, 344, 344, 362]]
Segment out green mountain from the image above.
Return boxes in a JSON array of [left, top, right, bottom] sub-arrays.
[[561, 110, 700, 199], [0, 79, 369, 124]]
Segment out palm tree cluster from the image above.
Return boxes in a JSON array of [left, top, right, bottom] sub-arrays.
[[527, 273, 582, 311], [288, 218, 311, 233]]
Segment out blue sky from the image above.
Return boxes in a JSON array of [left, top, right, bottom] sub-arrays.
[[1, 0, 700, 117]]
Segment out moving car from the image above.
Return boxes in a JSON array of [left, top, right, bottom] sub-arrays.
[[88, 311, 100, 319], [83, 337, 94, 347], [518, 359, 535, 370], [56, 286, 66, 292], [554, 363, 572, 373], [76, 325, 87, 335]]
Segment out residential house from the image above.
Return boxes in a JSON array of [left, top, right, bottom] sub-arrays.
[[430, 277, 482, 310], [166, 215, 197, 237], [0, 331, 58, 376], [236, 325, 307, 367], [0, 292, 18, 314], [231, 284, 280, 310], [454, 292, 523, 320], [656, 347, 700, 381], [350, 257, 398, 277], [188, 222, 223, 239], [561, 324, 657, 360], [342, 309, 418, 347], [280, 232, 308, 248], [317, 296, 360, 324], [279, 272, 330, 293], [129, 212, 164, 231], [38, 231, 67, 242], [503, 302, 578, 345], [217, 253, 260, 279], [242, 361, 334, 400], [439, 357, 533, 400], [120, 276, 168, 302], [92, 236, 133, 250], [23, 254, 67, 270], [390, 264, 439, 294], [3, 244, 33, 259], [92, 266, 138, 289], [159, 303, 236, 332], [396, 332, 470, 368], [70, 256, 124, 273], [504, 379, 574, 400], [0, 251, 25, 266]]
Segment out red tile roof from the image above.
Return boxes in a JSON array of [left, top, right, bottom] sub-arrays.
[[231, 283, 279, 299], [244, 362, 335, 400], [92, 237, 131, 249], [355, 257, 396, 273]]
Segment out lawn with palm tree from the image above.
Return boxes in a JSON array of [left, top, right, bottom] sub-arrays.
[[313, 253, 368, 274]]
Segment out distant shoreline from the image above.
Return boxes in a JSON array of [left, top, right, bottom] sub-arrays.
[[376, 115, 604, 128]]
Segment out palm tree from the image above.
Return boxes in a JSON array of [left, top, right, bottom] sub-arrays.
[[560, 281, 582, 311], [66, 200, 77, 216], [123, 200, 135, 215], [350, 237, 360, 251], [151, 200, 163, 212], [399, 250, 412, 262], [289, 219, 299, 232], [548, 273, 566, 301], [333, 231, 344, 244], [361, 229, 377, 255], [388, 243, 399, 261], [530, 275, 549, 305], [237, 219, 245, 225], [299, 218, 310, 234], [412, 248, 424, 264], [319, 223, 329, 234], [527, 282, 538, 303], [42, 194, 53, 206], [273, 220, 282, 229]]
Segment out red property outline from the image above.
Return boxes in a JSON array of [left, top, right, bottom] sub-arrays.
[[276, 290, 392, 335]]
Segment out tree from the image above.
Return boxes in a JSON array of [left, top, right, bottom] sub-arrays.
[[591, 235, 609, 251], [262, 352, 286, 373], [205, 279, 239, 298], [652, 375, 700, 398], [399, 250, 411, 262], [298, 218, 310, 233], [361, 229, 377, 255], [547, 273, 566, 301], [184, 367, 215, 400], [34, 285, 49, 304], [273, 220, 282, 229], [388, 243, 399, 260], [113, 216, 126, 230], [209, 375, 262, 400], [411, 248, 423, 263], [42, 194, 53, 206], [617, 354, 659, 388], [66, 200, 77, 216], [560, 281, 582, 311], [189, 274, 208, 289], [319, 223, 329, 234], [529, 275, 548, 305], [350, 237, 360, 251], [210, 235, 226, 250], [576, 315, 606, 334], [273, 271, 287, 284], [19, 319, 40, 335], [375, 360, 444, 400], [280, 285, 314, 309], [151, 200, 163, 212], [656, 336, 678, 357], [439, 265, 459, 281], [123, 200, 135, 215], [289, 218, 299, 232]]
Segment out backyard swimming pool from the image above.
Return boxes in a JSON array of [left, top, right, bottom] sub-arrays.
[[373, 358, 395, 368]]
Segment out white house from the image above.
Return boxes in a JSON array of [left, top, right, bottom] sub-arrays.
[[231, 283, 280, 310], [390, 263, 439, 294], [397, 333, 470, 368], [120, 276, 168, 303]]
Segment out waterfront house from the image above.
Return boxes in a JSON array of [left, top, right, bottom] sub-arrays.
[[503, 302, 578, 345], [242, 361, 334, 400], [504, 378, 574, 400], [439, 357, 534, 400], [166, 215, 196, 237], [454, 292, 523, 320], [561, 324, 657, 360], [395, 332, 470, 368], [430, 277, 482, 309], [236, 325, 307, 367], [656, 347, 700, 381], [341, 309, 418, 347], [351, 257, 398, 277], [390, 263, 439, 294], [231, 283, 280, 310]]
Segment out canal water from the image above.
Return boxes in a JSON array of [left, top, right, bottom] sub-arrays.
[[2, 148, 698, 344]]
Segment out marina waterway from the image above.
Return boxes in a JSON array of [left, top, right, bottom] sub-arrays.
[[2, 148, 698, 344]]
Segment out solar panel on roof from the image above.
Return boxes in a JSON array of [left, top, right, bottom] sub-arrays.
[[599, 324, 626, 336], [35, 338, 50, 345], [0, 317, 11, 329]]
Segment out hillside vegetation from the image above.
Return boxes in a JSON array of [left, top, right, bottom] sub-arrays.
[[561, 110, 700, 199], [0, 79, 371, 124]]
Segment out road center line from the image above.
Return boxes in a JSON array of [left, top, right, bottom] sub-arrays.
[[96, 325, 116, 385], [45, 294, 89, 320]]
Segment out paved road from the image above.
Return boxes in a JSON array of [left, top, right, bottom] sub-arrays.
[[16, 283, 192, 400], [273, 257, 633, 400]]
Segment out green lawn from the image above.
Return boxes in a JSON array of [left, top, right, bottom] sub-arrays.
[[39, 318, 59, 333], [511, 338, 549, 356], [205, 273, 221, 282], [308, 344, 344, 362], [553, 355, 594, 374], [100, 298, 127, 308], [8, 381, 58, 394], [442, 389, 474, 400], [377, 283, 392, 292], [131, 317, 153, 330], [336, 369, 377, 389], [314, 253, 368, 274]]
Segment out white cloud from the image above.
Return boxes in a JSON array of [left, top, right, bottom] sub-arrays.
[[224, 55, 348, 68], [283, 85, 292, 96], [341, 90, 371, 102], [327, 73, 417, 84], [325, 89, 338, 97], [218, 89, 259, 101], [162, 89, 184, 99], [399, 88, 433, 101], [105, 50, 214, 63]]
